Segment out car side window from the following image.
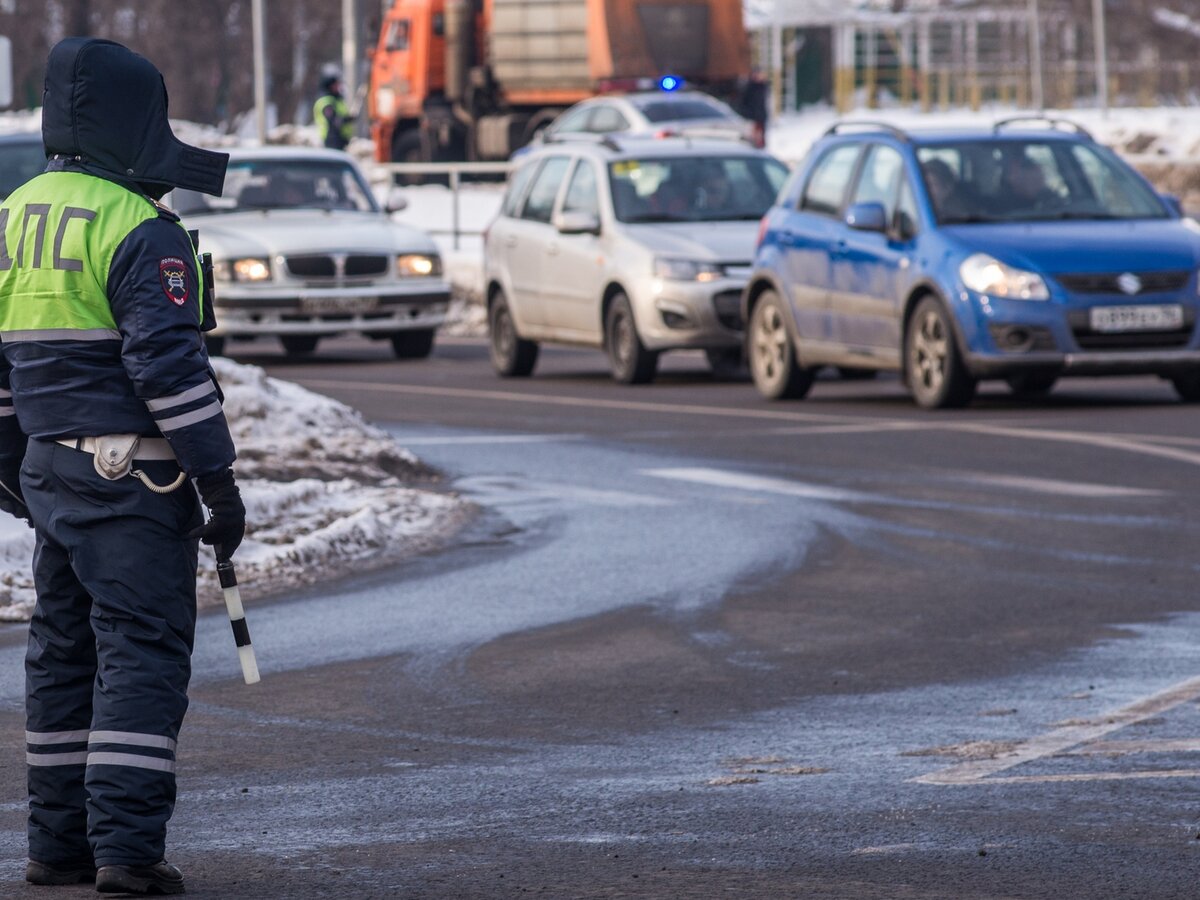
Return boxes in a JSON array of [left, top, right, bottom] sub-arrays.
[[385, 19, 410, 51], [551, 107, 593, 135], [502, 159, 541, 218], [850, 144, 904, 222], [800, 144, 861, 216], [589, 106, 629, 133], [520, 156, 571, 224], [562, 160, 600, 217]]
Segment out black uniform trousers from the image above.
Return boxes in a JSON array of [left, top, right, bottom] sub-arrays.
[[21, 438, 201, 867]]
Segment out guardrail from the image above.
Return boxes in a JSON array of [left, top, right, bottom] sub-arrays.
[[377, 161, 513, 250]]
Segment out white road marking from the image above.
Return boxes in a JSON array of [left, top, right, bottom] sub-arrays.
[[948, 421, 1200, 469], [1066, 739, 1200, 755], [303, 379, 1200, 475], [396, 433, 582, 446], [642, 467, 860, 503], [763, 422, 926, 437], [951, 472, 1160, 498], [300, 379, 875, 425], [455, 475, 673, 508], [914, 674, 1200, 785]]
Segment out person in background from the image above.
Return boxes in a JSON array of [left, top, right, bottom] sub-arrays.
[[314, 67, 354, 151], [738, 68, 770, 149]]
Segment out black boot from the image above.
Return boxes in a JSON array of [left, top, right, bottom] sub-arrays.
[[25, 858, 96, 885], [95, 861, 185, 895]]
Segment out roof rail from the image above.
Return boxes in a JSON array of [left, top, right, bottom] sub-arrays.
[[823, 120, 911, 142], [541, 132, 623, 152], [992, 116, 1094, 140]]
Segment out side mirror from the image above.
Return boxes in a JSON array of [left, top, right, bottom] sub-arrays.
[[555, 210, 601, 235], [385, 187, 408, 213], [845, 201, 887, 233]]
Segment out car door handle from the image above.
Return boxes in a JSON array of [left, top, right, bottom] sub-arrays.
[[504, 235, 518, 248]]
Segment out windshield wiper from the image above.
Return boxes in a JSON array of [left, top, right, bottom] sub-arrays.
[[940, 214, 1001, 224], [621, 213, 692, 223], [1031, 211, 1123, 221]]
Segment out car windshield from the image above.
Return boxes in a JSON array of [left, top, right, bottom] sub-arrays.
[[0, 139, 46, 199], [172, 159, 378, 215], [917, 139, 1168, 224], [610, 155, 788, 223], [635, 98, 732, 123]]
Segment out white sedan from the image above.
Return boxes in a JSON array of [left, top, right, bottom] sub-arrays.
[[172, 147, 449, 358]]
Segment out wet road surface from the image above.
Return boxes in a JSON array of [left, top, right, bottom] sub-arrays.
[[2, 337, 1200, 898]]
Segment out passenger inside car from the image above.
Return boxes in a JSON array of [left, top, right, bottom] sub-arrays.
[[922, 158, 969, 220], [697, 163, 734, 215], [994, 150, 1063, 214]]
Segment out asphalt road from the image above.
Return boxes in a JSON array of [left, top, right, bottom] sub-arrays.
[[4, 334, 1200, 898]]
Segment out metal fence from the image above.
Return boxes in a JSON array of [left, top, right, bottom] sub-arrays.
[[377, 161, 512, 250], [755, 1, 1199, 115]]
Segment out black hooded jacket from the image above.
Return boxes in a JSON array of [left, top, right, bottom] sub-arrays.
[[0, 38, 236, 478], [43, 37, 228, 197]]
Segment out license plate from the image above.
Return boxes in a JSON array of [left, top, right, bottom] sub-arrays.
[[299, 295, 379, 314], [1088, 304, 1183, 333]]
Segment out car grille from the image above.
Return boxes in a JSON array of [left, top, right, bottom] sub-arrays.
[[286, 255, 335, 278], [1056, 270, 1191, 295], [712, 290, 743, 331], [345, 255, 389, 277], [1067, 308, 1195, 350], [285, 254, 390, 282]]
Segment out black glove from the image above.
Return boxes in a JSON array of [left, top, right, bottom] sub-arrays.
[[0, 464, 30, 526], [189, 468, 246, 559]]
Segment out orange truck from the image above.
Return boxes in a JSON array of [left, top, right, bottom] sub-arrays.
[[367, 0, 750, 163]]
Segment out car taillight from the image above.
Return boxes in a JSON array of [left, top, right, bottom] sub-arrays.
[[756, 215, 769, 248], [654, 128, 679, 140]]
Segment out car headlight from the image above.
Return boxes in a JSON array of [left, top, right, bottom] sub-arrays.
[[654, 257, 722, 282], [222, 257, 271, 282], [397, 254, 442, 277], [959, 253, 1049, 301]]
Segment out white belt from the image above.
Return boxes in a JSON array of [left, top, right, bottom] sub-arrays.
[[56, 436, 177, 461]]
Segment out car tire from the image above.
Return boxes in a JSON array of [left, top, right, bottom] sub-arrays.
[[391, 329, 436, 359], [281, 335, 320, 356], [905, 296, 977, 409], [204, 334, 226, 357], [489, 292, 538, 377], [1170, 370, 1200, 402], [1005, 371, 1058, 397], [705, 347, 747, 381], [605, 293, 658, 384], [747, 290, 814, 400]]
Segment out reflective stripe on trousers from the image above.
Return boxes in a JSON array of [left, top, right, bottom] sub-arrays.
[[22, 438, 201, 868]]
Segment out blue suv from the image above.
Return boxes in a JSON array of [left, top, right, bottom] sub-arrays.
[[742, 119, 1200, 407]]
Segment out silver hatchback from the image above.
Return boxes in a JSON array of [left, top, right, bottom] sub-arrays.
[[485, 137, 789, 382]]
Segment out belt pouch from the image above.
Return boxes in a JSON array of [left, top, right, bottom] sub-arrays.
[[92, 434, 140, 480]]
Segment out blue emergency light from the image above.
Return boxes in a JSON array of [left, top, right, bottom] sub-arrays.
[[658, 75, 683, 92]]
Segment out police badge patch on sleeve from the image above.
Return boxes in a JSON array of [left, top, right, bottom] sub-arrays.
[[159, 257, 190, 306]]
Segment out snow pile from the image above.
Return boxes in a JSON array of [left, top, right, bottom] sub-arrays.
[[0, 360, 468, 621]]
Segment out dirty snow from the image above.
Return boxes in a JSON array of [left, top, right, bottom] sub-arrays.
[[0, 359, 469, 621]]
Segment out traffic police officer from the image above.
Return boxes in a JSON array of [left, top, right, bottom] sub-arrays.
[[314, 68, 354, 151], [0, 38, 245, 894]]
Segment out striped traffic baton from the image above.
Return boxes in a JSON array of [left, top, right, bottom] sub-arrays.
[[216, 556, 260, 684]]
